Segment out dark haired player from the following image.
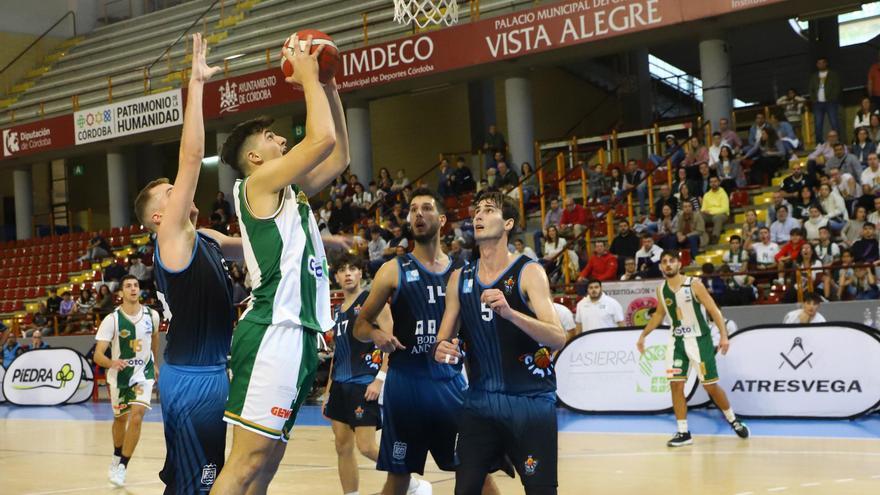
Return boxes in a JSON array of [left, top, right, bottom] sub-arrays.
[[355, 188, 499, 495], [636, 250, 750, 447], [435, 190, 565, 494], [326, 253, 390, 495]]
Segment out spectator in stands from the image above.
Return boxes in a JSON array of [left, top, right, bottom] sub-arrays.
[[437, 159, 453, 197], [861, 153, 880, 196], [854, 96, 875, 130], [389, 203, 407, 228], [770, 205, 799, 244], [317, 200, 333, 234], [456, 204, 475, 248], [367, 227, 388, 276], [780, 162, 815, 201], [852, 222, 880, 263], [541, 226, 567, 274], [671, 167, 688, 201], [674, 200, 707, 260], [743, 113, 768, 157], [485, 168, 498, 189], [828, 167, 860, 212], [722, 235, 755, 299], [783, 292, 826, 323], [648, 186, 678, 233], [577, 240, 618, 282], [741, 209, 764, 249], [701, 263, 726, 301], [791, 186, 818, 222], [29, 330, 49, 350], [715, 145, 745, 193], [483, 123, 507, 157], [748, 127, 787, 185], [46, 290, 62, 315], [708, 132, 723, 168], [681, 135, 709, 179], [230, 263, 249, 306], [554, 302, 577, 340], [2, 330, 22, 368], [619, 257, 640, 281], [803, 205, 829, 242], [384, 225, 409, 259], [495, 161, 518, 191], [477, 179, 490, 193], [828, 142, 864, 180], [774, 228, 806, 285], [209, 212, 225, 233], [700, 176, 729, 244], [816, 183, 847, 232], [840, 262, 879, 300], [809, 57, 842, 142], [690, 162, 713, 198], [587, 163, 611, 203], [391, 169, 410, 193], [870, 114, 880, 143], [610, 220, 640, 272], [128, 255, 152, 284], [656, 204, 679, 249], [350, 183, 372, 219], [718, 117, 743, 153], [559, 196, 588, 238], [59, 291, 75, 319], [815, 226, 841, 264], [574, 279, 625, 332], [512, 238, 537, 260], [519, 162, 538, 205], [327, 197, 351, 234], [776, 88, 807, 137], [213, 191, 232, 222], [102, 258, 127, 292], [609, 166, 624, 199], [650, 134, 685, 168], [621, 159, 648, 215], [752, 226, 781, 271], [79, 234, 111, 262], [770, 112, 800, 155], [843, 206, 868, 247], [448, 238, 471, 266], [677, 182, 701, 214], [634, 233, 663, 278], [768, 191, 791, 223], [850, 128, 875, 171], [807, 130, 842, 177], [452, 157, 476, 193], [94, 284, 115, 317]]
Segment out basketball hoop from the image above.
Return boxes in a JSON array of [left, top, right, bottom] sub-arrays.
[[393, 0, 459, 29]]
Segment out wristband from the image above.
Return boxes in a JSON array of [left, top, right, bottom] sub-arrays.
[[376, 371, 387, 381]]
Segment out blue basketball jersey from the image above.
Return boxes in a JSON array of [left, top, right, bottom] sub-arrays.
[[331, 291, 383, 385], [389, 253, 462, 380], [458, 255, 556, 398], [154, 232, 235, 366]]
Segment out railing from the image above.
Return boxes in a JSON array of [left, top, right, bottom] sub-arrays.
[[0, 11, 76, 101], [100, 0, 196, 25]]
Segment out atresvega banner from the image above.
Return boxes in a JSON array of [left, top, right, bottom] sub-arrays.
[[2, 348, 94, 406]]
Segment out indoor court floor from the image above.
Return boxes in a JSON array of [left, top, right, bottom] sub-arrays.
[[1, 403, 879, 495]]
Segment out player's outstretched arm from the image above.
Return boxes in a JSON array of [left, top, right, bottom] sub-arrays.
[[691, 278, 730, 354], [353, 260, 403, 352], [197, 228, 244, 261], [435, 268, 463, 364], [485, 263, 565, 351], [159, 33, 221, 270], [247, 35, 335, 197], [298, 80, 350, 197]]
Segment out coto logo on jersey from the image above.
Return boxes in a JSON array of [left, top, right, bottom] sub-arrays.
[[308, 255, 326, 279], [362, 349, 383, 370], [519, 348, 553, 378]]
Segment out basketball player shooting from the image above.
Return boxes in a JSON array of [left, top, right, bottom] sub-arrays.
[[212, 34, 350, 494]]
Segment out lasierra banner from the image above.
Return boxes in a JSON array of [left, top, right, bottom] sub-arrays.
[[74, 89, 183, 145], [2, 348, 94, 406]]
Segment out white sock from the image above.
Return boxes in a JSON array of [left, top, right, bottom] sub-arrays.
[[723, 408, 736, 423], [677, 420, 688, 433]]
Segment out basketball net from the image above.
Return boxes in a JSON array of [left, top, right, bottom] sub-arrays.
[[393, 0, 459, 29]]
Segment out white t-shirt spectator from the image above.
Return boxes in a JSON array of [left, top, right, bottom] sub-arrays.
[[554, 303, 576, 333], [752, 241, 780, 265], [543, 238, 567, 259], [575, 293, 625, 331], [635, 244, 663, 268], [783, 309, 827, 324], [861, 167, 880, 189], [368, 237, 388, 262]]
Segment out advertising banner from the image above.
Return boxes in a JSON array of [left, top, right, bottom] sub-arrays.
[[2, 348, 93, 406], [1, 115, 74, 159], [0, 365, 5, 402], [599, 280, 661, 326], [714, 323, 880, 419], [74, 89, 183, 145], [555, 327, 700, 413]]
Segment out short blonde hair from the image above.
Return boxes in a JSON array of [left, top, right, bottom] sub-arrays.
[[134, 178, 170, 230]]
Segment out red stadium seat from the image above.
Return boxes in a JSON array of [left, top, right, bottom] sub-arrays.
[[731, 190, 749, 208]]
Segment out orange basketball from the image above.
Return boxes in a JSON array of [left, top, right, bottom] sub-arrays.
[[280, 29, 339, 84]]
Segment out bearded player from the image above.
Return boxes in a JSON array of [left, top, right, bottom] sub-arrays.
[[636, 250, 750, 447]]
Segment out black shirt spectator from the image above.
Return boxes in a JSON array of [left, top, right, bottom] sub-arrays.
[[210, 212, 225, 232], [852, 223, 880, 263], [610, 221, 640, 260], [213, 191, 232, 221], [484, 124, 507, 155], [653, 184, 679, 218], [780, 169, 817, 199], [104, 260, 127, 283], [452, 159, 476, 193], [495, 161, 519, 190], [46, 293, 62, 314]]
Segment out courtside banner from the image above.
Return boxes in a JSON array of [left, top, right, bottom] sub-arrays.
[[2, 348, 91, 406], [600, 280, 661, 326], [555, 327, 699, 413], [714, 323, 880, 419], [74, 89, 183, 145], [1, 115, 74, 160]]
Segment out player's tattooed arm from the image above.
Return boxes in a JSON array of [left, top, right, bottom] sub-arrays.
[[636, 286, 666, 354], [353, 260, 404, 352], [299, 80, 350, 197], [197, 228, 244, 261], [435, 268, 463, 364], [500, 263, 564, 351], [691, 278, 730, 354]]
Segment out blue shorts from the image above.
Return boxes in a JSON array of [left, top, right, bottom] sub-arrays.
[[377, 368, 466, 475], [158, 363, 228, 494]]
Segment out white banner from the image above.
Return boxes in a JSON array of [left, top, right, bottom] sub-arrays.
[[2, 348, 92, 406], [715, 323, 880, 418], [74, 89, 183, 145], [555, 327, 700, 413], [600, 280, 662, 326]]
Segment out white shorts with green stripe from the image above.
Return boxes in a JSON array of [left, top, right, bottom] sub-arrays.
[[224, 320, 319, 442], [110, 379, 154, 417]]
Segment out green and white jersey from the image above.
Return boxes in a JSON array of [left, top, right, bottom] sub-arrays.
[[234, 178, 332, 332], [95, 305, 158, 388], [659, 277, 711, 339]]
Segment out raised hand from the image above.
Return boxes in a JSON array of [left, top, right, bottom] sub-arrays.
[[190, 33, 221, 83], [283, 34, 323, 87]]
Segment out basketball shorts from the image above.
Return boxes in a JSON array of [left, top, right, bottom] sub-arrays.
[[224, 320, 319, 442], [159, 363, 228, 494], [377, 368, 466, 475], [667, 334, 718, 383], [324, 380, 381, 429], [110, 379, 153, 417], [456, 390, 558, 490]]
